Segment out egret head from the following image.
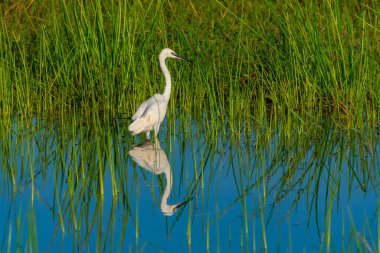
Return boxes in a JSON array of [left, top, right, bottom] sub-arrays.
[[161, 199, 192, 216], [160, 48, 192, 63]]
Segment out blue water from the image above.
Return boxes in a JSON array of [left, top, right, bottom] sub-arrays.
[[0, 120, 378, 252]]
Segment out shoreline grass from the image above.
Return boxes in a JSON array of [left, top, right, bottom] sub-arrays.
[[0, 0, 379, 131]]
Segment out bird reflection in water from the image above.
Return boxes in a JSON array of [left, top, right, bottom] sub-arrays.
[[129, 140, 189, 216]]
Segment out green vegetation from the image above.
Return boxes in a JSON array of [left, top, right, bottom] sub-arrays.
[[1, 0, 379, 130], [0, 1, 379, 252]]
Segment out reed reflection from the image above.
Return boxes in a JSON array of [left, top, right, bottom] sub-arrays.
[[129, 139, 188, 216]]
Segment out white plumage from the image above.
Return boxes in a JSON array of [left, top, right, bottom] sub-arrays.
[[128, 48, 191, 139]]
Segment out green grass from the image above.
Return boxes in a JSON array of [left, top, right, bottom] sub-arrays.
[[1, 0, 379, 131], [0, 1, 379, 252]]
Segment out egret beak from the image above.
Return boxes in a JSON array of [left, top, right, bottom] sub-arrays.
[[173, 53, 193, 63], [161, 197, 193, 216], [174, 198, 193, 209], [172, 197, 193, 211]]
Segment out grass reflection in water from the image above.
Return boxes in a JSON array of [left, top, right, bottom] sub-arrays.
[[0, 117, 378, 252]]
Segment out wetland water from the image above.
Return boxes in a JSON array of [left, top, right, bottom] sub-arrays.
[[0, 118, 378, 252]]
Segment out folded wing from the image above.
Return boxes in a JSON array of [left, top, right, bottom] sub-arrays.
[[128, 94, 166, 135]]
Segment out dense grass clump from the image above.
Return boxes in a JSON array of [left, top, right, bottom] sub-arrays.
[[0, 0, 379, 130]]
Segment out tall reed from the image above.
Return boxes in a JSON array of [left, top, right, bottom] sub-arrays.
[[1, 0, 379, 131]]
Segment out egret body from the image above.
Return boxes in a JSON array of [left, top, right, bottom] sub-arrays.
[[128, 48, 191, 139]]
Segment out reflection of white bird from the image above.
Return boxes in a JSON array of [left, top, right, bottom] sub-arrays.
[[128, 48, 192, 139], [129, 140, 188, 216]]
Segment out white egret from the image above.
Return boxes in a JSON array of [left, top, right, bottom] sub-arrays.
[[128, 48, 191, 139], [129, 140, 189, 216]]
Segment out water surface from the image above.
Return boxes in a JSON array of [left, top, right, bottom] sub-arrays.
[[0, 118, 378, 252]]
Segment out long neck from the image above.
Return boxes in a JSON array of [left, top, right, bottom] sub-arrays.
[[160, 167, 172, 211], [159, 56, 171, 101]]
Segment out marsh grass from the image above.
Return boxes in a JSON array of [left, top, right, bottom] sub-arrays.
[[1, 0, 379, 132], [0, 0, 379, 252]]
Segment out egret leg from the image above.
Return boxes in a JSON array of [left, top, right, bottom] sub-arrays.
[[154, 124, 160, 140], [153, 125, 160, 150]]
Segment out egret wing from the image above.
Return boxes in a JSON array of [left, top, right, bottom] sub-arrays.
[[131, 94, 165, 120], [139, 100, 162, 126], [128, 95, 165, 134]]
